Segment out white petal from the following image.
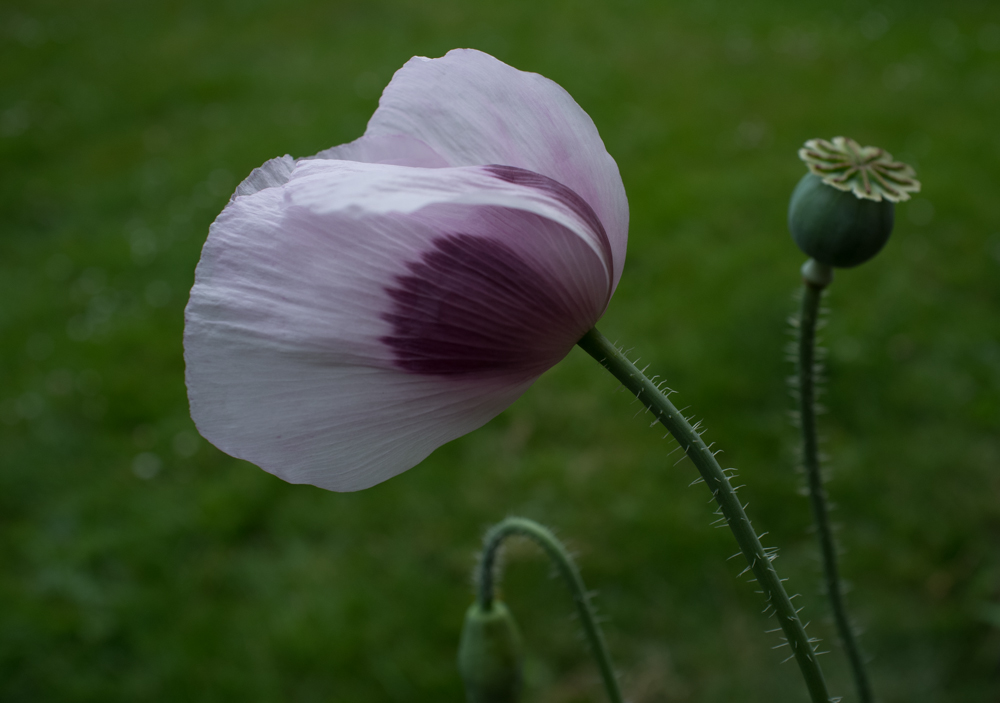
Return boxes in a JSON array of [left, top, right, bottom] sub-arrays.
[[287, 158, 614, 291], [232, 154, 296, 199], [185, 160, 609, 491], [186, 339, 533, 491], [311, 133, 450, 168], [351, 49, 629, 287]]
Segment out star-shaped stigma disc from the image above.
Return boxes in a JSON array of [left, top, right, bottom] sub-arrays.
[[798, 136, 921, 202]]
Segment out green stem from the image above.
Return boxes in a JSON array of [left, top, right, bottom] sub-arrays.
[[577, 327, 833, 703], [797, 277, 874, 703], [477, 517, 623, 703]]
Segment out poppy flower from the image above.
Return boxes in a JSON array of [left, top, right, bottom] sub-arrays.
[[184, 49, 628, 491]]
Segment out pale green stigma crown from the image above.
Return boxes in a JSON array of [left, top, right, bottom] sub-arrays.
[[798, 136, 920, 203]]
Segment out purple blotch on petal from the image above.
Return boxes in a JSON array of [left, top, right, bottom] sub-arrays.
[[382, 234, 590, 377], [484, 165, 613, 273]]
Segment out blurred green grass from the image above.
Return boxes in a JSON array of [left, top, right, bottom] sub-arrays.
[[2, 0, 999, 701]]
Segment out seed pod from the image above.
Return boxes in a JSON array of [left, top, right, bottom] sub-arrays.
[[788, 172, 894, 268], [457, 601, 523, 703], [789, 136, 920, 268]]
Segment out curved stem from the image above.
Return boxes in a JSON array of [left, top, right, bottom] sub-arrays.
[[477, 516, 623, 703], [578, 327, 833, 703], [798, 279, 874, 703]]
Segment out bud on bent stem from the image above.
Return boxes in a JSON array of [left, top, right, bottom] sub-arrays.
[[458, 601, 524, 703], [469, 517, 624, 703]]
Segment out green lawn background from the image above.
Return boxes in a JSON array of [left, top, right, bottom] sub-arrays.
[[1, 0, 999, 701]]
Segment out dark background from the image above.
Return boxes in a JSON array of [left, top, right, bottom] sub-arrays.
[[2, 0, 999, 700]]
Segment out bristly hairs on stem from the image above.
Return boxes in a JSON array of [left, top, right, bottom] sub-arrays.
[[794, 269, 874, 703], [577, 328, 834, 703]]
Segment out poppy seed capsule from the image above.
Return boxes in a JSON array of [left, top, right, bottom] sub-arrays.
[[788, 172, 895, 268], [457, 601, 523, 703]]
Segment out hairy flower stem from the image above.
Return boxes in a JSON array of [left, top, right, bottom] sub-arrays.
[[578, 327, 832, 703], [476, 517, 623, 703], [797, 278, 874, 703]]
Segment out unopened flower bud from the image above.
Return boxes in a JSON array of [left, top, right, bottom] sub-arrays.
[[457, 601, 523, 703], [788, 137, 920, 268]]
